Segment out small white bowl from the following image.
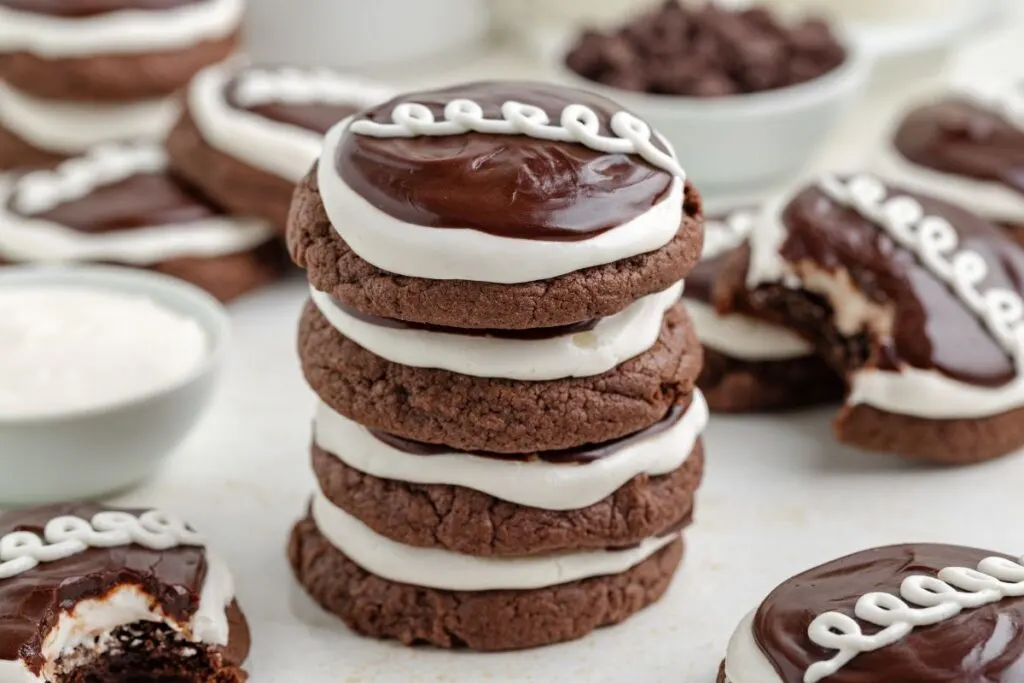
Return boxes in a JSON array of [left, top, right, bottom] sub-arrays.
[[0, 266, 230, 506], [556, 40, 871, 192]]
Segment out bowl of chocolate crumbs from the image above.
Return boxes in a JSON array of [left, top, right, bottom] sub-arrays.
[[560, 0, 870, 190]]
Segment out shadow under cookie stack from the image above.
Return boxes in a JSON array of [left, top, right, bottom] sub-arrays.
[[285, 81, 710, 650]]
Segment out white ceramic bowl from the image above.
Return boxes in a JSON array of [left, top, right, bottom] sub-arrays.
[[0, 266, 230, 506], [556, 41, 870, 192]]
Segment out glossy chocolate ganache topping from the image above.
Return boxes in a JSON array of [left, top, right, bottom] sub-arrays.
[[0, 0, 202, 16], [337, 81, 680, 240], [773, 175, 1024, 387], [6, 144, 218, 232], [0, 503, 208, 675], [753, 544, 1024, 683], [226, 66, 372, 135], [893, 91, 1024, 196]]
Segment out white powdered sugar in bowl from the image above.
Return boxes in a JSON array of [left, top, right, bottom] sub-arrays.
[[0, 265, 229, 505], [0, 287, 208, 419]]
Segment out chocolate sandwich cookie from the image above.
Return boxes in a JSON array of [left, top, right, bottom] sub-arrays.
[[726, 173, 1024, 463], [298, 297, 702, 452], [687, 208, 842, 412], [874, 82, 1024, 246], [309, 388, 707, 556], [0, 503, 249, 682], [719, 543, 1024, 682], [0, 0, 242, 169], [167, 62, 392, 233], [287, 80, 703, 330], [0, 142, 280, 302], [290, 513, 683, 652]]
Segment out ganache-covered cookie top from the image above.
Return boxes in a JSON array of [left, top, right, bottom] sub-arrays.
[[336, 80, 683, 240], [5, 144, 219, 232], [893, 90, 1024, 196], [225, 66, 378, 135], [771, 175, 1024, 387], [0, 0, 203, 17], [0, 503, 208, 674], [686, 208, 757, 304], [753, 543, 1024, 683]]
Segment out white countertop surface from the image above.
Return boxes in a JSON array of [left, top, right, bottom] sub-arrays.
[[108, 7, 1024, 682]]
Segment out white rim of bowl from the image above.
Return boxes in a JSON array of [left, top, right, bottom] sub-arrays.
[[555, 30, 870, 115], [0, 264, 230, 425]]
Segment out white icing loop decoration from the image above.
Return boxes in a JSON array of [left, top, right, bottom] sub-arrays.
[[817, 174, 1024, 368], [702, 209, 757, 260], [961, 81, 1024, 131], [232, 66, 393, 109], [348, 98, 686, 179], [0, 510, 204, 579], [804, 553, 1024, 683], [12, 143, 167, 216]]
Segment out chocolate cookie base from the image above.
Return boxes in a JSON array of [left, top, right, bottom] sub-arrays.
[[698, 346, 843, 413], [153, 239, 286, 303], [287, 168, 704, 329], [299, 299, 703, 453], [166, 109, 295, 234], [716, 662, 727, 682], [60, 600, 250, 683], [289, 515, 684, 651], [0, 33, 240, 101], [0, 123, 66, 171], [312, 438, 703, 557], [835, 402, 1024, 465]]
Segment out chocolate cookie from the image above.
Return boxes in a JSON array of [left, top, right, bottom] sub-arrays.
[[310, 425, 704, 556], [0, 142, 280, 302], [720, 543, 1024, 682], [167, 62, 392, 232], [0, 1, 241, 100], [875, 86, 1024, 243], [728, 173, 1024, 463], [687, 208, 842, 412], [0, 0, 242, 166], [287, 79, 703, 328], [0, 503, 250, 682], [289, 168, 703, 329], [289, 513, 684, 652], [298, 298, 702, 453]]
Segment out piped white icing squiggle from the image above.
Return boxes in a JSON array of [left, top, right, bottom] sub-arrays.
[[0, 143, 274, 265], [311, 493, 679, 591], [319, 121, 685, 283], [189, 61, 393, 183], [0, 81, 179, 156], [311, 281, 683, 380], [314, 391, 708, 511], [349, 98, 685, 179], [804, 554, 1024, 683], [746, 175, 1024, 419], [0, 510, 203, 580], [0, 0, 243, 57]]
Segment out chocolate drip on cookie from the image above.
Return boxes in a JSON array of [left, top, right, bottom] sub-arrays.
[[369, 402, 689, 463], [775, 181, 1024, 386], [330, 296, 602, 339], [337, 81, 676, 239], [752, 544, 1024, 683], [894, 98, 1024, 196], [0, 0, 202, 17], [0, 504, 207, 673], [11, 172, 218, 233]]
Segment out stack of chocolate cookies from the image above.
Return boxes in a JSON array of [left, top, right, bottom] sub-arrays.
[[0, 0, 243, 170], [286, 81, 709, 650]]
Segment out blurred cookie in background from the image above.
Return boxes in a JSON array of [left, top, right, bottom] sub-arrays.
[[0, 0, 244, 170], [167, 61, 392, 234], [874, 80, 1024, 246], [0, 142, 279, 302]]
